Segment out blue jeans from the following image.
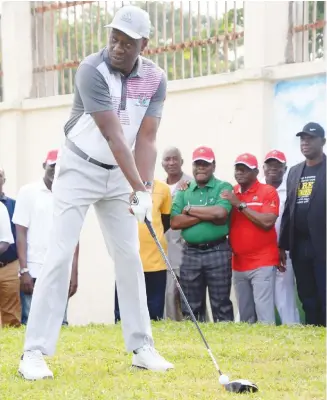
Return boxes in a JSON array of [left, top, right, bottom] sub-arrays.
[[115, 270, 167, 322], [21, 290, 69, 326]]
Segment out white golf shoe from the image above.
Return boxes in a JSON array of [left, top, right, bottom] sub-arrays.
[[18, 350, 54, 380], [132, 345, 174, 372]]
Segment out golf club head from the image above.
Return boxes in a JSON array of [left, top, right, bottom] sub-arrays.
[[224, 379, 259, 393]]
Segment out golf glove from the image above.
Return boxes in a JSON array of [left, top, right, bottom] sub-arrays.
[[130, 191, 153, 223]]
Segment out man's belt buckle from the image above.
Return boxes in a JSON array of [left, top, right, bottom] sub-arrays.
[[198, 243, 211, 250]]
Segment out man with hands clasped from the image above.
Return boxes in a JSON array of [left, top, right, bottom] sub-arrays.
[[221, 153, 280, 324], [171, 146, 234, 323]]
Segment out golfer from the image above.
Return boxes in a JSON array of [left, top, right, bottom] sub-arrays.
[[18, 5, 173, 380]]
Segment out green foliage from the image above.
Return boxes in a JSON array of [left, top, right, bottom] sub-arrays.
[[308, 1, 325, 59], [55, 2, 244, 94]]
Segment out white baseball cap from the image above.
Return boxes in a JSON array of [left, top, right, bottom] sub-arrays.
[[105, 5, 151, 40]]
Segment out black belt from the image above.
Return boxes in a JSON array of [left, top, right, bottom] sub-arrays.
[[184, 236, 227, 250], [0, 260, 11, 268], [65, 139, 118, 171]]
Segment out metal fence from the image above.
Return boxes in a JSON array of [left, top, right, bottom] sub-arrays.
[[30, 0, 245, 97], [288, 1, 326, 63], [0, 1, 326, 102]]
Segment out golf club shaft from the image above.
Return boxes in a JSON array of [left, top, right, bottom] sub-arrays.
[[145, 218, 223, 376]]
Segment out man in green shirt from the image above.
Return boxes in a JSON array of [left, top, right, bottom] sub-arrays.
[[170, 146, 234, 322]]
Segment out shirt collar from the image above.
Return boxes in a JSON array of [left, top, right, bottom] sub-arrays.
[[40, 180, 51, 192], [104, 47, 143, 78], [236, 179, 260, 194], [259, 175, 287, 194], [189, 176, 216, 191], [0, 193, 7, 201]]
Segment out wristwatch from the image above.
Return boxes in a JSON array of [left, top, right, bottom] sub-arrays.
[[143, 181, 153, 192], [238, 202, 247, 211], [18, 267, 30, 277], [184, 205, 192, 215]]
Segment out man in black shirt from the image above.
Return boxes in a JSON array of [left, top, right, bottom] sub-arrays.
[[279, 122, 326, 326]]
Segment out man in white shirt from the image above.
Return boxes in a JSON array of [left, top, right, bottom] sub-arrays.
[[0, 201, 16, 326], [263, 150, 300, 324], [13, 150, 79, 326]]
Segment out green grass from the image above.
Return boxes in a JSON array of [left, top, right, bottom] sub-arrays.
[[0, 322, 325, 399]]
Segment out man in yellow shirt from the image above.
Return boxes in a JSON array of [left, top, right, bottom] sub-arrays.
[[115, 180, 172, 321]]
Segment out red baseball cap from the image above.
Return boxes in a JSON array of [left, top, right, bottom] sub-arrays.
[[192, 146, 215, 163], [264, 150, 286, 164], [234, 153, 258, 169], [45, 149, 58, 165]]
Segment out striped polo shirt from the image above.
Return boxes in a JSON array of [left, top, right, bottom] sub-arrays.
[[64, 47, 167, 165]]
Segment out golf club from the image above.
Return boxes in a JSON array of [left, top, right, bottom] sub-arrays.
[[145, 218, 258, 394]]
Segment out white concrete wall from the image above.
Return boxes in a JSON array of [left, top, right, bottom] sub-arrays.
[[0, 61, 325, 325], [0, 1, 326, 325]]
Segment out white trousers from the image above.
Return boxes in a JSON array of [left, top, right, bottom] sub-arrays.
[[24, 146, 153, 355], [275, 256, 300, 325]]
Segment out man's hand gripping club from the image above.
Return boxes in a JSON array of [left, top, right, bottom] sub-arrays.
[[130, 190, 153, 223]]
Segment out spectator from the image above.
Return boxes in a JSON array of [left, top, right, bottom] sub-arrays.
[[262, 150, 300, 324], [115, 179, 172, 321], [161, 147, 192, 321], [13, 150, 79, 326], [221, 153, 280, 324], [279, 123, 326, 326], [171, 146, 234, 323], [0, 190, 17, 327]]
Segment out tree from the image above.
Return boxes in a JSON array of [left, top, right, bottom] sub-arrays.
[[308, 1, 325, 59], [53, 1, 245, 94]]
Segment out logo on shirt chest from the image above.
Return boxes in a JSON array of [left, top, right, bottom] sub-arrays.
[[135, 94, 150, 107]]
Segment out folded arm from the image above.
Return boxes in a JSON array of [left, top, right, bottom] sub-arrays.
[[188, 182, 233, 225], [188, 206, 228, 224], [170, 189, 201, 230], [240, 209, 278, 231], [240, 188, 279, 230], [170, 214, 201, 230]]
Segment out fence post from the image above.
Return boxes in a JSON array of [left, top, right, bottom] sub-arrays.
[[244, 1, 290, 69], [30, 1, 58, 98], [294, 2, 309, 62], [1, 1, 33, 103]]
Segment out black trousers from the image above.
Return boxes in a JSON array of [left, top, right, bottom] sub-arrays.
[[292, 238, 326, 326], [115, 270, 167, 322], [180, 241, 234, 322]]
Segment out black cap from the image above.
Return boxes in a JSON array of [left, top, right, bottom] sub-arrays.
[[296, 122, 325, 138]]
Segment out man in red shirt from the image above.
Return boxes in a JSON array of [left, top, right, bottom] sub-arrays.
[[221, 153, 280, 324]]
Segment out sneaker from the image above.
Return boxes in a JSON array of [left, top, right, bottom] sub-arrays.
[[132, 345, 174, 372], [18, 350, 54, 380]]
